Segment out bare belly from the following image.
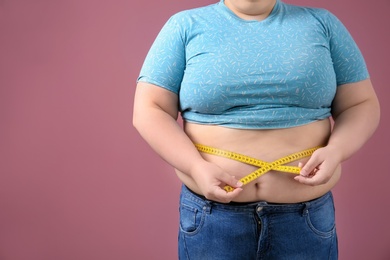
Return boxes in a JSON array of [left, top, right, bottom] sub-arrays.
[[175, 119, 341, 203]]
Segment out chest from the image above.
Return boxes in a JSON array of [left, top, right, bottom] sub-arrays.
[[180, 21, 337, 112]]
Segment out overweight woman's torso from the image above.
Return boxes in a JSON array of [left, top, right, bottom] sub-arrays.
[[176, 118, 341, 203]]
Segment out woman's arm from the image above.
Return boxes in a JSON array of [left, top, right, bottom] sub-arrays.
[[295, 78, 380, 185], [133, 82, 243, 202]]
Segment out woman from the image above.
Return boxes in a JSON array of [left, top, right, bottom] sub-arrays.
[[133, 0, 380, 259]]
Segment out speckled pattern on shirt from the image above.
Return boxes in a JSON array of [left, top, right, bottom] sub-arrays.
[[137, 0, 369, 129]]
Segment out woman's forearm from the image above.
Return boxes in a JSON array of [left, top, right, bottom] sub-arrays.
[[133, 83, 205, 177], [328, 79, 380, 162], [134, 108, 205, 175], [296, 79, 380, 185], [328, 98, 380, 162]]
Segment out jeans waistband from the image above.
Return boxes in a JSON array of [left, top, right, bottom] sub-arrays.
[[181, 185, 333, 213]]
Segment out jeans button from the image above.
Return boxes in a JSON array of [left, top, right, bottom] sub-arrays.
[[257, 206, 263, 212]]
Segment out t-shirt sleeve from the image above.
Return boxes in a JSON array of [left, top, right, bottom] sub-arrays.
[[137, 14, 186, 94], [324, 11, 370, 86]]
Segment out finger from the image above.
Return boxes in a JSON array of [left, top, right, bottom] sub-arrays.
[[294, 170, 329, 186], [294, 175, 320, 186], [210, 174, 244, 203], [214, 186, 243, 203], [300, 157, 321, 177], [222, 175, 243, 188]]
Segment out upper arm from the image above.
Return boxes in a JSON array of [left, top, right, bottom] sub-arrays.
[[133, 82, 180, 121], [134, 14, 186, 122], [331, 78, 379, 119], [137, 14, 186, 95], [324, 11, 378, 119], [325, 11, 369, 86]]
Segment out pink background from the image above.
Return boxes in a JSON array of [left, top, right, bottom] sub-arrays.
[[1, 0, 389, 259]]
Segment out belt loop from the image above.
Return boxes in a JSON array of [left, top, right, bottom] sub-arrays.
[[302, 202, 310, 216], [203, 201, 212, 214]]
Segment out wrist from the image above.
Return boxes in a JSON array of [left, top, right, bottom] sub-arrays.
[[188, 158, 209, 178], [324, 143, 346, 163]]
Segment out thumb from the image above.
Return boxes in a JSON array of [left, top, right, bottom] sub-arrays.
[[223, 175, 243, 188]]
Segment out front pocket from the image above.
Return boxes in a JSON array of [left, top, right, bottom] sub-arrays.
[[179, 203, 205, 235], [304, 198, 336, 238]]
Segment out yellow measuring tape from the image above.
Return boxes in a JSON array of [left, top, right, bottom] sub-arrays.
[[195, 144, 321, 192]]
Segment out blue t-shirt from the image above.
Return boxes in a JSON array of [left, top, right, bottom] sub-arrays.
[[137, 0, 369, 129]]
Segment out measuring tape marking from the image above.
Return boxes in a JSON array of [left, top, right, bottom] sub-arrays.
[[194, 144, 321, 192]]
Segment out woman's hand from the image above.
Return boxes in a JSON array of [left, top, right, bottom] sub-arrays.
[[294, 146, 342, 186], [190, 160, 243, 203]]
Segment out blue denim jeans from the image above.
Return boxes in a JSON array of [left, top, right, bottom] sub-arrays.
[[178, 185, 338, 260]]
